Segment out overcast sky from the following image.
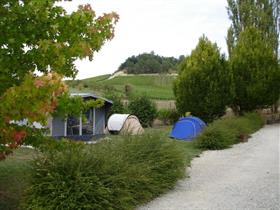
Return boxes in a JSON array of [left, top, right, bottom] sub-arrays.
[[59, 0, 231, 79]]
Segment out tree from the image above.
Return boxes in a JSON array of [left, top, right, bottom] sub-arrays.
[[117, 52, 179, 74], [227, 0, 279, 58], [128, 96, 157, 127], [0, 73, 66, 159], [0, 1, 118, 94], [174, 36, 232, 123], [230, 27, 280, 113], [124, 84, 133, 97], [227, 0, 280, 113], [53, 93, 104, 119], [105, 94, 126, 119], [0, 1, 118, 159]]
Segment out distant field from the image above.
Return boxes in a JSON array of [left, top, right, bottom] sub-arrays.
[[66, 74, 176, 100]]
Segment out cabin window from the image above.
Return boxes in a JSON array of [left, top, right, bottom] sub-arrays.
[[67, 117, 80, 135], [66, 108, 94, 136], [82, 109, 94, 135]]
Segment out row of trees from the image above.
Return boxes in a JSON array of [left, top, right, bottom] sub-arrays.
[[174, 0, 280, 123], [117, 52, 184, 74]]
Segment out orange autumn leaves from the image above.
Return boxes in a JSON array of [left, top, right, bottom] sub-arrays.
[[0, 73, 67, 159]]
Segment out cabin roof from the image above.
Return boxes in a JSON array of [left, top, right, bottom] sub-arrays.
[[70, 93, 113, 104]]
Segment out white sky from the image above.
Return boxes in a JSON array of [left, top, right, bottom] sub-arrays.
[[59, 0, 231, 79]]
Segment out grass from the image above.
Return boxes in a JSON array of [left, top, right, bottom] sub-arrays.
[[194, 112, 265, 150], [23, 129, 200, 210], [145, 126, 201, 164], [66, 74, 176, 100], [0, 148, 37, 210], [0, 127, 200, 210], [0, 113, 264, 209]]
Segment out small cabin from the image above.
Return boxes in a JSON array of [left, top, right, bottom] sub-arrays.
[[49, 93, 113, 140]]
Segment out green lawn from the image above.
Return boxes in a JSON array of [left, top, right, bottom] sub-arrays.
[[0, 128, 200, 210], [66, 74, 176, 100], [0, 148, 37, 210]]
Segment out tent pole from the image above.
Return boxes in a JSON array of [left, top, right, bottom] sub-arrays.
[[79, 114, 82, 136], [64, 118, 67, 137]]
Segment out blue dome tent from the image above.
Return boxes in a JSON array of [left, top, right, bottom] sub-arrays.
[[170, 116, 206, 140]]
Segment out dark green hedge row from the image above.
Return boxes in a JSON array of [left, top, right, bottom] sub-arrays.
[[23, 133, 185, 210], [194, 112, 265, 150]]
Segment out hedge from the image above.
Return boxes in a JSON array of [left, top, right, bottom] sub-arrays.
[[194, 112, 265, 150], [23, 133, 185, 210]]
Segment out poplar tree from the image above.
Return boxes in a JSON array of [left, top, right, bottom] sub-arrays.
[[230, 27, 280, 113], [227, 0, 279, 58], [227, 0, 280, 113]]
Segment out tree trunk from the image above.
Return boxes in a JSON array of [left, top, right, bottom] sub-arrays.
[[231, 105, 240, 116]]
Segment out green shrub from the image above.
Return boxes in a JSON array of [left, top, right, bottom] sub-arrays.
[[194, 112, 264, 150], [22, 128, 72, 153], [213, 118, 252, 138], [215, 113, 264, 138], [23, 133, 185, 210], [157, 108, 180, 125], [128, 96, 157, 127], [194, 124, 236, 150], [105, 93, 127, 119], [242, 112, 265, 132]]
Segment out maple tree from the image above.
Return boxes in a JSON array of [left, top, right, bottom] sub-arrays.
[[0, 1, 118, 159], [0, 73, 67, 159]]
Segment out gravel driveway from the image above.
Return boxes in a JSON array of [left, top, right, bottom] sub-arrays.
[[139, 124, 280, 210]]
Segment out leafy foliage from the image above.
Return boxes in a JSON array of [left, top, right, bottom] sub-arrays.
[[23, 133, 185, 210], [128, 96, 157, 127], [0, 1, 118, 159], [53, 94, 104, 118], [157, 108, 180, 125], [174, 36, 232, 123], [105, 94, 127, 119], [0, 129, 200, 210], [117, 52, 183, 74], [195, 112, 264, 150], [0, 1, 118, 94], [194, 124, 237, 150], [226, 0, 279, 58], [229, 27, 280, 113], [0, 73, 66, 159]]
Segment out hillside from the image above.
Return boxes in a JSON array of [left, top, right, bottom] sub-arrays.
[[66, 74, 176, 100]]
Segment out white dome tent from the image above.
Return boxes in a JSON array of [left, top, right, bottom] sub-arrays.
[[107, 114, 144, 135]]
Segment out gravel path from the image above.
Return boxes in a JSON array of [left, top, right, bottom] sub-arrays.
[[139, 124, 280, 210]]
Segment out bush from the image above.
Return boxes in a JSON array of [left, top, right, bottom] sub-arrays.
[[106, 94, 127, 119], [242, 112, 265, 132], [128, 96, 157, 127], [195, 112, 264, 150], [213, 118, 252, 138], [157, 108, 180, 125], [23, 133, 185, 210], [194, 124, 236, 150]]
